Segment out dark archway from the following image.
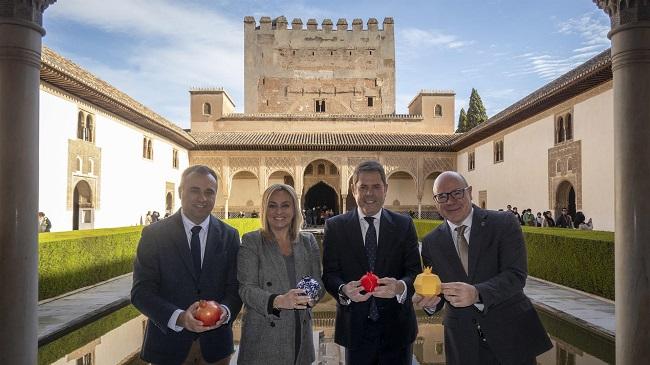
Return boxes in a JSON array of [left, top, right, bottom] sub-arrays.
[[166, 192, 173, 214], [305, 182, 338, 225], [555, 181, 576, 220], [73, 180, 94, 230]]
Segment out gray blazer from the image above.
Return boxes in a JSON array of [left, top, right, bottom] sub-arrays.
[[237, 230, 324, 365]]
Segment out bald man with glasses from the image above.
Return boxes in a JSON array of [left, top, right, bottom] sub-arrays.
[[413, 171, 551, 365]]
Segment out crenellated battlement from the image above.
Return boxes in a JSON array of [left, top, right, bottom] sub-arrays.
[[244, 16, 394, 32]]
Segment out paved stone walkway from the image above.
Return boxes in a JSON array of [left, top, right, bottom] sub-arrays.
[[38, 273, 132, 346], [38, 273, 616, 346], [524, 276, 615, 339]]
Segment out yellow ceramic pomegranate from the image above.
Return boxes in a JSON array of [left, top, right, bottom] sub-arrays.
[[414, 267, 441, 296]]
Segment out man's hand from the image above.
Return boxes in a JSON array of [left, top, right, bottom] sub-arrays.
[[412, 293, 442, 310], [373, 277, 405, 298], [342, 280, 372, 302], [178, 301, 227, 333], [274, 289, 310, 310], [441, 282, 479, 307]]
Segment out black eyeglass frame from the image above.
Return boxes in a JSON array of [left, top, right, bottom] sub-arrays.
[[433, 187, 470, 203]]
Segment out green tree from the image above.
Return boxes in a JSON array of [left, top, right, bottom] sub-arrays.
[[466, 88, 488, 129], [456, 108, 468, 133]]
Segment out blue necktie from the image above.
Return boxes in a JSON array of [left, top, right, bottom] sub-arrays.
[[191, 225, 202, 274], [364, 216, 379, 321]]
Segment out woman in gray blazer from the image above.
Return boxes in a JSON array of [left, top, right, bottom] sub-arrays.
[[237, 184, 324, 365]]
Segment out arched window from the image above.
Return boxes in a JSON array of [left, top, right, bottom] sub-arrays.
[[556, 160, 562, 173], [304, 164, 313, 175], [203, 102, 212, 115], [77, 112, 85, 140], [85, 115, 94, 142], [147, 140, 153, 159], [566, 113, 573, 140], [567, 158, 574, 171], [142, 138, 148, 158], [557, 117, 565, 143], [318, 163, 325, 175], [76, 156, 82, 172], [434, 104, 443, 117], [88, 158, 94, 175], [330, 165, 338, 175]]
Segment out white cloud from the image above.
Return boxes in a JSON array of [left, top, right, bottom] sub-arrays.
[[399, 28, 471, 49], [47, 0, 244, 127]]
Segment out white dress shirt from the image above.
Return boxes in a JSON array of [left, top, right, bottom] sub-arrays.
[[167, 211, 231, 331]]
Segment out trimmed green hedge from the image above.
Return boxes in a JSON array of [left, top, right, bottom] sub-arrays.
[[523, 227, 614, 300], [38, 220, 261, 300], [39, 227, 143, 300]]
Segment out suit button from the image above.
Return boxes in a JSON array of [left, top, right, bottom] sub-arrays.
[[270, 322, 275, 327], [266, 282, 272, 287]]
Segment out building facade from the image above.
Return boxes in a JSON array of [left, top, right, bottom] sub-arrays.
[[37, 17, 616, 231]]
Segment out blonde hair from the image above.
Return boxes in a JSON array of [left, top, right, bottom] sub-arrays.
[[260, 184, 302, 242]]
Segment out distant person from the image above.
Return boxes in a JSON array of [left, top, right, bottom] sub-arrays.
[[542, 211, 555, 227], [131, 165, 242, 364], [556, 208, 574, 228], [414, 171, 551, 365], [152, 211, 160, 222], [574, 211, 593, 230], [512, 207, 523, 225], [144, 211, 152, 226], [38, 212, 52, 232], [237, 184, 324, 364], [522, 209, 535, 226], [536, 212, 544, 227]]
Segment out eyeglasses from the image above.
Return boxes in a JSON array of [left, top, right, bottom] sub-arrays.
[[434, 187, 470, 203]]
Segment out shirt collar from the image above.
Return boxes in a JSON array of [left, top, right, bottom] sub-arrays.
[[446, 208, 474, 233], [357, 207, 382, 223], [180, 210, 210, 233]]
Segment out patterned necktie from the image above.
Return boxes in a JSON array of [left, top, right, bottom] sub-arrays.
[[191, 225, 202, 274], [456, 225, 469, 275], [364, 216, 380, 321]]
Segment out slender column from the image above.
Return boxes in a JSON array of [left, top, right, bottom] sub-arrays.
[[0, 1, 55, 363], [594, 1, 650, 363], [417, 196, 422, 219]]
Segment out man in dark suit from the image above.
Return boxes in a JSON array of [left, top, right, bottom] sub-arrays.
[[131, 165, 242, 365], [414, 171, 552, 365], [322, 161, 421, 365]]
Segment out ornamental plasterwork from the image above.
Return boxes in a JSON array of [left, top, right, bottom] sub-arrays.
[[347, 157, 378, 177], [594, 0, 650, 27], [383, 156, 417, 178], [191, 156, 223, 178], [423, 157, 453, 177], [229, 157, 260, 177], [265, 156, 296, 180]]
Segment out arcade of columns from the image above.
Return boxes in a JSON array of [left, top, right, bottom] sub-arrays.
[[190, 152, 455, 217], [2, 1, 650, 363]]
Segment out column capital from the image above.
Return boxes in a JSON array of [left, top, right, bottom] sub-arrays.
[[0, 0, 57, 34], [594, 0, 650, 31]]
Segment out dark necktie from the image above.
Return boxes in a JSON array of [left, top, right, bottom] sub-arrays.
[[364, 216, 379, 321], [456, 225, 469, 275], [191, 225, 202, 274]]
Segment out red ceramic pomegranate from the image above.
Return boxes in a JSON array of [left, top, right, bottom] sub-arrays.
[[360, 272, 379, 293], [194, 300, 222, 326]]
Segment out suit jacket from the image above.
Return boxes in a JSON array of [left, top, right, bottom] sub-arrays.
[[421, 206, 552, 365], [237, 230, 325, 365], [322, 208, 421, 350], [131, 211, 242, 365]]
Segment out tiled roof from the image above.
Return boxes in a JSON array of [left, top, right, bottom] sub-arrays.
[[40, 46, 195, 148], [452, 48, 612, 150], [192, 132, 458, 151]]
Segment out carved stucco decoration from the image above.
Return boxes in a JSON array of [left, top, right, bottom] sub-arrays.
[[594, 0, 650, 28], [383, 156, 417, 179], [423, 157, 453, 178], [265, 156, 296, 180]]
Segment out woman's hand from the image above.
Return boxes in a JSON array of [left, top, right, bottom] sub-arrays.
[[273, 288, 310, 310]]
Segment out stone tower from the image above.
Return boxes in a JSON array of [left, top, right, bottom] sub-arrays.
[[243, 16, 396, 115]]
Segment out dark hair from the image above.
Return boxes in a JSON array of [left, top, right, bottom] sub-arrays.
[[180, 165, 218, 190], [574, 211, 586, 228], [352, 160, 387, 186]]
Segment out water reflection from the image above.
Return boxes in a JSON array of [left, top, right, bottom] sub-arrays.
[[51, 311, 613, 365]]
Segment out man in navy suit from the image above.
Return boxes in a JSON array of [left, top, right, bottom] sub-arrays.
[[131, 165, 242, 365], [414, 171, 551, 365], [322, 161, 421, 365]]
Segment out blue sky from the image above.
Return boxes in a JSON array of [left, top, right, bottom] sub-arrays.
[[43, 0, 611, 129]]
